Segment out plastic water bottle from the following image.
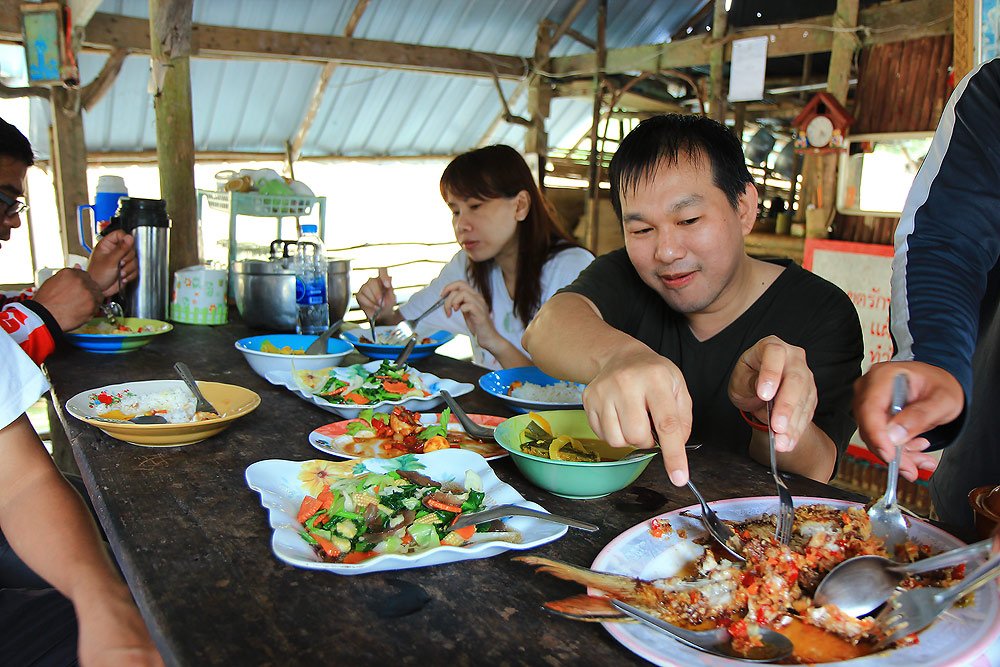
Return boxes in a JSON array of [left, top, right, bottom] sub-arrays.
[[294, 224, 329, 335]]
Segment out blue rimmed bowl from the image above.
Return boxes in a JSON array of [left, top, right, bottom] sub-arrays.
[[478, 366, 585, 414], [340, 325, 454, 361], [235, 334, 354, 379], [65, 318, 172, 354]]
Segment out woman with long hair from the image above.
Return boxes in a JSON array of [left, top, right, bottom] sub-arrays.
[[357, 145, 593, 369]]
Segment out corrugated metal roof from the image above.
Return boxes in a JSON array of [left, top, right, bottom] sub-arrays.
[[17, 0, 705, 159]]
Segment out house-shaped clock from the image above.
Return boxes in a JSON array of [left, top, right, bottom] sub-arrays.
[[792, 92, 854, 152]]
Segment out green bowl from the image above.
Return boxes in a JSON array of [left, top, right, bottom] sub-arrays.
[[493, 410, 658, 499]]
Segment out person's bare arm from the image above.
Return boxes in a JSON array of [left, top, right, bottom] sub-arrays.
[[524, 293, 694, 486], [31, 268, 103, 331], [0, 415, 163, 666], [728, 336, 838, 482]]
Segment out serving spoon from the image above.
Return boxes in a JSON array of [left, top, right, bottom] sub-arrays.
[[611, 599, 793, 662], [814, 537, 992, 617], [867, 373, 910, 554]]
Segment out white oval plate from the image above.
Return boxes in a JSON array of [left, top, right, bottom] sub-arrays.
[[265, 360, 473, 419], [592, 496, 1000, 667], [245, 449, 566, 575]]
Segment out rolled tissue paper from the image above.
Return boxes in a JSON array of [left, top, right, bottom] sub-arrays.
[[170, 266, 228, 325]]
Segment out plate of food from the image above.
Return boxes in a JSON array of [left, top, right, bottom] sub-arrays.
[[65, 317, 172, 353], [517, 496, 999, 666], [340, 325, 454, 361], [66, 379, 260, 446], [309, 406, 506, 460], [265, 359, 474, 419], [244, 448, 567, 575], [479, 366, 585, 413]]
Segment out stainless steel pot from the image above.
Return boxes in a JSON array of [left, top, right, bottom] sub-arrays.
[[232, 257, 350, 332]]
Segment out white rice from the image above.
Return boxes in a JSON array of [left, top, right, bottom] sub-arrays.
[[510, 381, 583, 403], [99, 388, 196, 423]]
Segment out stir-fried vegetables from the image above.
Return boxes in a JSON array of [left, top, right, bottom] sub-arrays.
[[296, 466, 510, 563], [345, 407, 454, 454], [295, 361, 431, 405]]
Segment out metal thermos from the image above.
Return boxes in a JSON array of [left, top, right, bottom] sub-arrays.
[[105, 197, 171, 320]]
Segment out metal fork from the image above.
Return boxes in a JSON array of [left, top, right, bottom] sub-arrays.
[[686, 479, 746, 563], [384, 296, 446, 345], [875, 553, 1000, 648], [766, 401, 794, 544]]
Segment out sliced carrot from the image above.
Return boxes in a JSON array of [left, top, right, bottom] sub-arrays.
[[425, 498, 463, 514], [401, 532, 415, 545], [342, 392, 370, 404], [316, 486, 334, 510], [451, 525, 476, 541], [296, 495, 322, 524], [382, 380, 411, 394], [310, 532, 342, 559], [342, 551, 377, 564]]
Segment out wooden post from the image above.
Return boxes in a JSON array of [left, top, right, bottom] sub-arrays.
[[802, 0, 859, 239], [149, 0, 199, 274], [952, 0, 974, 83], [709, 0, 728, 124], [732, 102, 747, 139], [526, 21, 553, 191], [585, 0, 606, 253], [49, 87, 89, 259]]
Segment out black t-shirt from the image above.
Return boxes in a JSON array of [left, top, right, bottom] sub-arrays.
[[562, 248, 863, 468]]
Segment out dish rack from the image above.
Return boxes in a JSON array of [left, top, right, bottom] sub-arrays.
[[202, 190, 319, 217], [196, 189, 327, 299]]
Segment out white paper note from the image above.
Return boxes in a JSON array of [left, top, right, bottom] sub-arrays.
[[728, 36, 769, 102]]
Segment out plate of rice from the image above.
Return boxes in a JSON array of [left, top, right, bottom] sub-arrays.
[[478, 366, 585, 413], [66, 317, 172, 354], [66, 380, 260, 446]]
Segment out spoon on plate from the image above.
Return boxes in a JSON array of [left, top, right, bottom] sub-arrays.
[[611, 599, 793, 662], [174, 362, 219, 417], [814, 538, 992, 617]]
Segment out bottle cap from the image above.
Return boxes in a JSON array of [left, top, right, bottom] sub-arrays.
[[301, 224, 318, 234]]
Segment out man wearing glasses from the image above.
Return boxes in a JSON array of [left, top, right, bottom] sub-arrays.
[[1, 116, 137, 364], [0, 117, 163, 663]]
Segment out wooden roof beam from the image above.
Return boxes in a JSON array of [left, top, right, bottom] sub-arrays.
[[288, 0, 369, 163], [0, 2, 527, 79], [547, 0, 951, 76]]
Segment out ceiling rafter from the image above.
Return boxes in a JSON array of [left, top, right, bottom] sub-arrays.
[[0, 1, 528, 79]]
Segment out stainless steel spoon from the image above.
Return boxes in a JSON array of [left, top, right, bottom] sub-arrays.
[[611, 599, 793, 662], [439, 389, 495, 441], [814, 538, 992, 617], [391, 335, 418, 367], [868, 373, 910, 554], [451, 504, 597, 532], [304, 319, 343, 355], [100, 301, 123, 325], [173, 362, 219, 416]]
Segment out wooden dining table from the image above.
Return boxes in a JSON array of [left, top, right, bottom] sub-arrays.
[[45, 320, 875, 666]]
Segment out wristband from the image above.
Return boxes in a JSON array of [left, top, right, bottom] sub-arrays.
[[739, 409, 768, 432]]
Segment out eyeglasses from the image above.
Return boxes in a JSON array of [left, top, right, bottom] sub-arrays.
[[0, 190, 28, 218]]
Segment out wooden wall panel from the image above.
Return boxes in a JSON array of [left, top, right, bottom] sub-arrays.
[[853, 34, 953, 133], [832, 34, 953, 243]]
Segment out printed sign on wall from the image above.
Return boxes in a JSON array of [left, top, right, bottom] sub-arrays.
[[803, 239, 894, 375]]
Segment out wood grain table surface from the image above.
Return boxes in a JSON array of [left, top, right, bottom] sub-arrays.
[[45, 320, 868, 667]]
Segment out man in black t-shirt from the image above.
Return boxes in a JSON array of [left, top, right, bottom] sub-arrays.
[[523, 115, 862, 487]]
